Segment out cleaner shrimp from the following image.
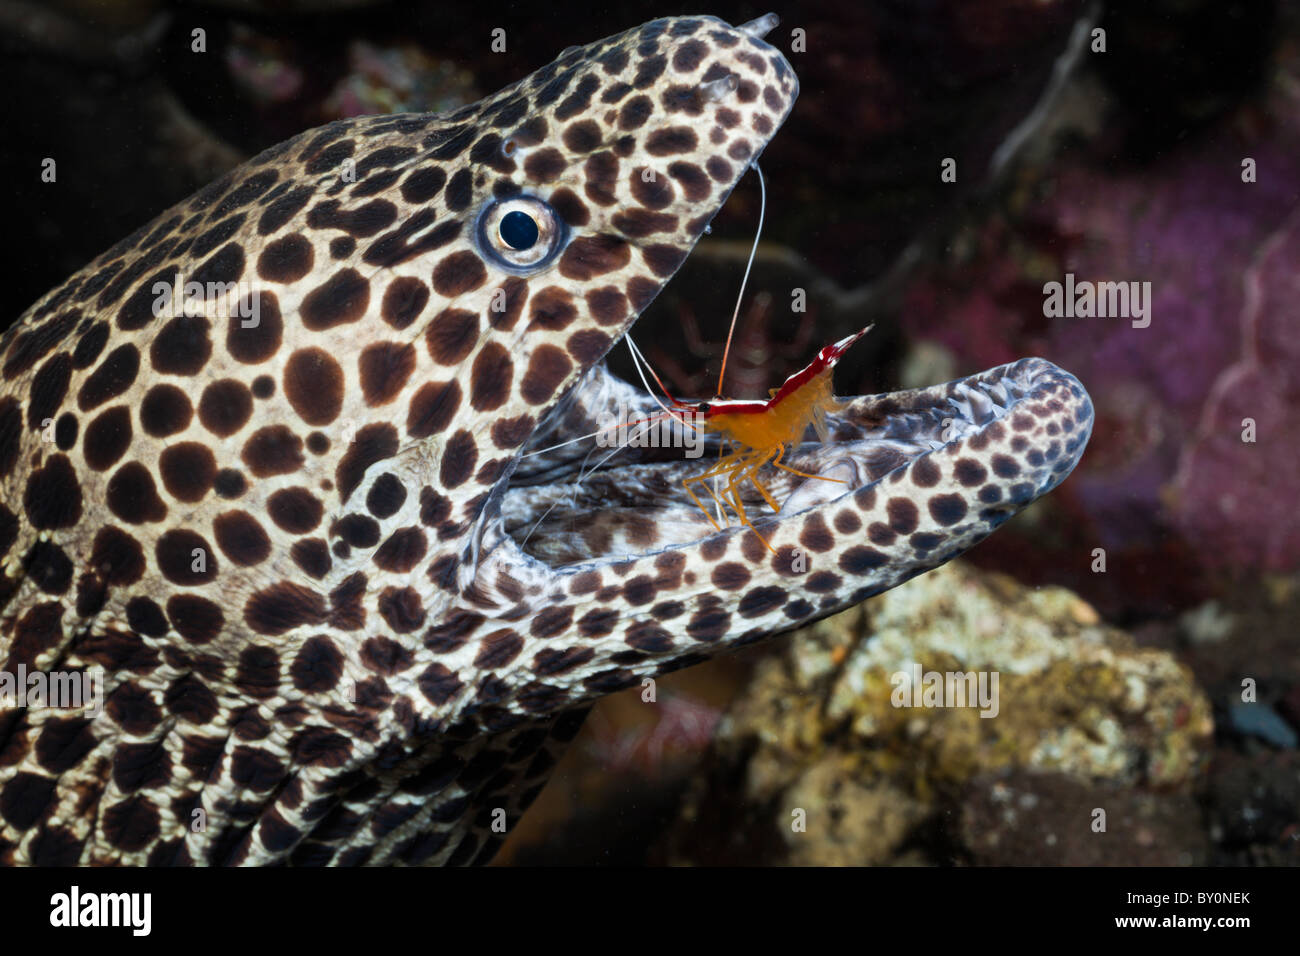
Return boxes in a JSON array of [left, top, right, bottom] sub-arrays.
[[626, 324, 870, 550], [624, 160, 871, 549], [520, 161, 869, 551]]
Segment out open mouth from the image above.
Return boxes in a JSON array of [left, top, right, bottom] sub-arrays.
[[456, 13, 1092, 584], [498, 355, 1091, 568]]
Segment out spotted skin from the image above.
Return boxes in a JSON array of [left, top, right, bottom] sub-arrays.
[[0, 16, 1091, 866]]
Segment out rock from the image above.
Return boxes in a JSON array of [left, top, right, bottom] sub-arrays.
[[960, 771, 1207, 866], [1204, 750, 1300, 865], [661, 561, 1212, 865]]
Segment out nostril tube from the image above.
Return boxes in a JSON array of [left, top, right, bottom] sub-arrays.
[[737, 12, 780, 40], [701, 73, 738, 102]]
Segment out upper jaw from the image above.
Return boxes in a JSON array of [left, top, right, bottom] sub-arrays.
[[492, 356, 1093, 570]]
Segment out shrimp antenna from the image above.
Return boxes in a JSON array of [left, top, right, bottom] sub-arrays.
[[716, 160, 766, 399], [520, 414, 660, 548], [625, 334, 692, 427], [522, 330, 691, 461], [517, 412, 671, 458]]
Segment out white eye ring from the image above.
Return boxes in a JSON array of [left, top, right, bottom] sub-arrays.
[[474, 195, 567, 273]]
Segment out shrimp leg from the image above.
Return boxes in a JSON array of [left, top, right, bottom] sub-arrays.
[[685, 445, 755, 528], [732, 448, 781, 514], [682, 476, 724, 531], [724, 459, 778, 553], [770, 443, 848, 483]]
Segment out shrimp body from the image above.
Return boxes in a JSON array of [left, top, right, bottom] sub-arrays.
[[674, 326, 870, 547], [700, 365, 837, 448]]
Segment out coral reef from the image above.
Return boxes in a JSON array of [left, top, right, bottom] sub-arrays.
[[661, 562, 1212, 865]]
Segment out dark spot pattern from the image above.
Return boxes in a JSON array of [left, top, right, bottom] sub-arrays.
[[375, 591, 424, 636], [159, 443, 217, 502], [23, 455, 82, 529], [288, 639, 340, 691], [247, 584, 328, 637], [358, 342, 416, 407], [78, 345, 138, 411], [268, 488, 323, 534], [519, 345, 571, 404], [155, 529, 217, 585], [431, 251, 487, 298], [213, 468, 247, 499], [0, 399, 20, 479], [425, 309, 480, 366], [439, 430, 478, 489], [167, 595, 224, 644], [226, 292, 283, 364], [107, 463, 167, 523], [82, 406, 131, 471], [242, 426, 305, 478], [301, 269, 370, 330], [336, 423, 398, 502], [401, 166, 447, 203], [140, 384, 193, 437], [198, 380, 253, 437], [150, 316, 211, 376], [214, 515, 273, 567], [257, 234, 314, 283], [468, 344, 512, 412], [381, 277, 430, 330], [283, 348, 344, 426], [27, 355, 71, 431], [366, 474, 406, 519], [407, 381, 461, 438]]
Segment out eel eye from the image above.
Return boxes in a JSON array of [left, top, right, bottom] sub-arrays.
[[475, 195, 567, 273], [500, 210, 538, 250], [696, 402, 711, 414]]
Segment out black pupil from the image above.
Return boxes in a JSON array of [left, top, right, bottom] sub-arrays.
[[500, 210, 539, 250]]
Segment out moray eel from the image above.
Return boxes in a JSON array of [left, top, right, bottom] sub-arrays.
[[0, 14, 1092, 865]]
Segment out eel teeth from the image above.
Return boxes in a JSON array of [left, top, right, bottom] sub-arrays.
[[985, 381, 1010, 406]]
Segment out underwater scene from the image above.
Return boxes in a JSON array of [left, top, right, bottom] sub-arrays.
[[0, 0, 1292, 892]]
